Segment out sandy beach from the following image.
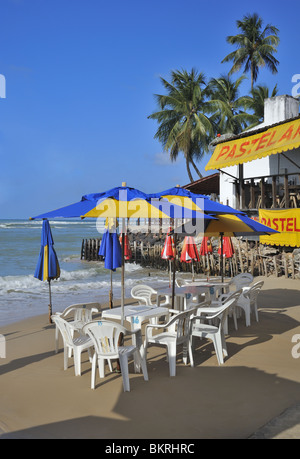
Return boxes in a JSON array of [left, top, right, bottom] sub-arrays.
[[1, 275, 300, 439]]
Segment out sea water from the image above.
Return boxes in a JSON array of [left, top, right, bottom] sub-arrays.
[[0, 219, 170, 326]]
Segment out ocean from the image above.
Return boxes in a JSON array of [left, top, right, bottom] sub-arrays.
[[0, 219, 170, 326]]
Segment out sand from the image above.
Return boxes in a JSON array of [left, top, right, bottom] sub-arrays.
[[1, 275, 300, 439]]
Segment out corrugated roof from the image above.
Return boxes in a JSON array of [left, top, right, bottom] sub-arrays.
[[184, 173, 219, 195], [211, 114, 300, 146]]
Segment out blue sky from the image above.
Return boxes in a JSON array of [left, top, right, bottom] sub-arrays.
[[0, 0, 299, 218]]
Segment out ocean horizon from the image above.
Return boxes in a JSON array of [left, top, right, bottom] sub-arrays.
[[0, 218, 170, 326]]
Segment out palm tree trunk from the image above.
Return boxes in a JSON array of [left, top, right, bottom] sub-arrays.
[[251, 59, 254, 90], [185, 157, 194, 182], [190, 157, 203, 179]]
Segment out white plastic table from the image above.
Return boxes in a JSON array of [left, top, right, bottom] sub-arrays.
[[102, 305, 169, 370], [156, 285, 214, 310]]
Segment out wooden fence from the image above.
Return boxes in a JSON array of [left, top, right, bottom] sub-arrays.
[[81, 237, 300, 279]]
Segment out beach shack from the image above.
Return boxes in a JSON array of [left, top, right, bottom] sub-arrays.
[[195, 95, 300, 248]]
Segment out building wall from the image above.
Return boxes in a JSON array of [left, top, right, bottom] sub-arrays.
[[219, 95, 300, 208]]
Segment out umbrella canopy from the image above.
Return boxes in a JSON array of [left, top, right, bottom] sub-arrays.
[[180, 237, 200, 263], [161, 229, 175, 261], [31, 184, 217, 321], [180, 236, 200, 281], [99, 230, 122, 271], [99, 228, 122, 309], [119, 233, 132, 261], [150, 186, 244, 215], [34, 220, 60, 323], [31, 185, 212, 221], [218, 237, 234, 258], [199, 237, 213, 256]]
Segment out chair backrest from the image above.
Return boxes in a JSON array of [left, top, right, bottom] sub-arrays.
[[175, 278, 189, 287], [245, 281, 264, 302], [131, 285, 157, 306], [194, 290, 242, 331], [83, 320, 129, 358], [51, 316, 75, 347], [166, 308, 196, 343], [231, 273, 253, 289], [61, 302, 101, 322]]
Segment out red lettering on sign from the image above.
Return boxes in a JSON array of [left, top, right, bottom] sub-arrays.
[[292, 124, 300, 140], [279, 218, 286, 231], [235, 141, 250, 158], [294, 218, 300, 232], [216, 145, 230, 161], [266, 131, 277, 147], [256, 132, 272, 151], [226, 144, 237, 159], [286, 218, 293, 231], [273, 218, 279, 231], [278, 126, 294, 143]]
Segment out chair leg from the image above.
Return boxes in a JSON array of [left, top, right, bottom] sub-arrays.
[[63, 345, 69, 370], [73, 348, 81, 376], [91, 353, 97, 389], [188, 339, 194, 368], [213, 335, 224, 365], [167, 342, 176, 376], [119, 354, 130, 392], [98, 357, 105, 379], [134, 350, 148, 381], [55, 326, 59, 354]]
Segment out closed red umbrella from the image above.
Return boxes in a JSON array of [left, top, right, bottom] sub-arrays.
[[119, 233, 132, 260], [218, 236, 234, 258], [199, 236, 213, 255], [161, 229, 175, 286], [161, 229, 175, 260], [180, 236, 200, 281], [180, 236, 200, 263]]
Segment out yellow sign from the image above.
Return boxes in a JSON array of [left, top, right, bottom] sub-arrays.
[[259, 209, 300, 247], [206, 117, 300, 171]]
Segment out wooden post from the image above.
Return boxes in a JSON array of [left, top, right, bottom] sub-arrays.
[[273, 256, 278, 277], [284, 175, 289, 209], [272, 176, 277, 208], [261, 178, 265, 208], [238, 239, 244, 273], [250, 179, 255, 209], [283, 252, 288, 278]]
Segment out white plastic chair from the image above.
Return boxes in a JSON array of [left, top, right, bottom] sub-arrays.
[[51, 315, 94, 376], [189, 290, 242, 366], [236, 281, 264, 326], [131, 284, 170, 307], [229, 273, 253, 291], [82, 320, 148, 392], [54, 302, 100, 353], [144, 308, 197, 377]]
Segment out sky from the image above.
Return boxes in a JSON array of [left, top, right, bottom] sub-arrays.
[[0, 0, 299, 218]]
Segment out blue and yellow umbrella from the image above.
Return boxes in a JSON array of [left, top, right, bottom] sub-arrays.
[[34, 219, 60, 323]]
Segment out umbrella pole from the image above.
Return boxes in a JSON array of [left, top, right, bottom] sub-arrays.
[[48, 279, 52, 324], [121, 218, 125, 326], [109, 270, 113, 309], [220, 232, 224, 283], [172, 233, 177, 309]]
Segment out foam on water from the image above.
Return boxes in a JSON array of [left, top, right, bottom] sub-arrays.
[[0, 219, 170, 326]]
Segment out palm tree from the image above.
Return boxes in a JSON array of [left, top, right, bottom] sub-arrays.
[[148, 68, 214, 181], [221, 13, 280, 89], [207, 74, 258, 135], [243, 84, 278, 128]]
